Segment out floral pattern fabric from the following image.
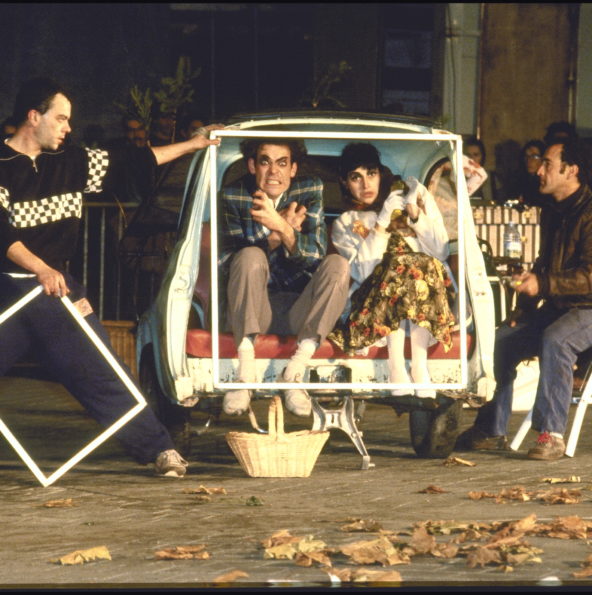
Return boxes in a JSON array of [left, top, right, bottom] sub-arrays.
[[328, 229, 455, 355]]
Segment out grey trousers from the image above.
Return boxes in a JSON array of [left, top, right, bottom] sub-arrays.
[[226, 247, 350, 346]]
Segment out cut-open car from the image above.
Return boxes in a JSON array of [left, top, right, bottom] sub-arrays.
[[136, 112, 496, 468]]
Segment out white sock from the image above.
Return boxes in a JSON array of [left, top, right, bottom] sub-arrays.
[[387, 329, 411, 396], [410, 324, 435, 398], [550, 432, 563, 439], [284, 338, 318, 382], [237, 336, 256, 383]]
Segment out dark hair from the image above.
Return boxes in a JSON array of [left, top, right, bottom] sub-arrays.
[[544, 121, 577, 146], [522, 139, 545, 156], [339, 142, 397, 212], [240, 138, 307, 165], [521, 139, 546, 171], [120, 114, 144, 129], [338, 143, 385, 179], [12, 77, 67, 126], [555, 137, 590, 186], [179, 114, 203, 131], [464, 136, 486, 166], [1, 116, 17, 132]]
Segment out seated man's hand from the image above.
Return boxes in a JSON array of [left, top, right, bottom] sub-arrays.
[[279, 201, 307, 232], [251, 190, 286, 233], [514, 271, 539, 297]]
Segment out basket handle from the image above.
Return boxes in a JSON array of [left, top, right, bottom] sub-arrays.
[[268, 396, 285, 440]]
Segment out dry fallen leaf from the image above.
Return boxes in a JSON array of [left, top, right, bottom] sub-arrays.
[[537, 488, 582, 505], [294, 550, 332, 568], [51, 545, 111, 565], [573, 554, 592, 578], [573, 566, 592, 579], [262, 531, 328, 565], [466, 546, 502, 568], [539, 516, 590, 540], [467, 490, 496, 501], [261, 530, 303, 550], [432, 542, 460, 558], [418, 485, 447, 494], [497, 487, 532, 503], [443, 456, 476, 467], [541, 476, 581, 484], [340, 519, 384, 533], [212, 569, 249, 583], [339, 536, 410, 567], [416, 519, 493, 536], [154, 545, 210, 560], [352, 568, 403, 583], [183, 485, 227, 495], [325, 567, 402, 583], [43, 498, 77, 508], [409, 527, 437, 554]]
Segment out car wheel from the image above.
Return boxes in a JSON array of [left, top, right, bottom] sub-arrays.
[[408, 398, 464, 458], [139, 352, 193, 458]]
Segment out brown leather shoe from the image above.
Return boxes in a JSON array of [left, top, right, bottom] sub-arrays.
[[527, 432, 566, 460], [456, 426, 508, 451]]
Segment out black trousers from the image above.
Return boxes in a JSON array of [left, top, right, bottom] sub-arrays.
[[0, 273, 174, 464]]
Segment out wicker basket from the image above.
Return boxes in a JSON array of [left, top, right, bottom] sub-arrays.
[[226, 396, 329, 478], [101, 320, 137, 378]]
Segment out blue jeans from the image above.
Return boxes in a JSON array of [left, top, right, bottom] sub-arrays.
[[474, 305, 592, 436]]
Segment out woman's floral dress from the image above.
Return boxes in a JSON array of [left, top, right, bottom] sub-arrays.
[[328, 229, 455, 355]]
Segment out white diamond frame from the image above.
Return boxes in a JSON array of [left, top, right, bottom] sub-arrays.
[[0, 285, 146, 487]]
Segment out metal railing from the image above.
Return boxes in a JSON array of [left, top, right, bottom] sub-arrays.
[[472, 205, 541, 267], [69, 201, 138, 321]]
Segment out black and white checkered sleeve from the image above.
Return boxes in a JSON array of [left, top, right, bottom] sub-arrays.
[[0, 186, 9, 213], [84, 148, 110, 193]]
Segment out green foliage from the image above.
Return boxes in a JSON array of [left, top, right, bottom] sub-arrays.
[[154, 56, 201, 117], [114, 84, 153, 132], [303, 60, 352, 109], [114, 56, 201, 138]]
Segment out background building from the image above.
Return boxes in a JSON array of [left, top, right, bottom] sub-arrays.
[[1, 4, 589, 150]]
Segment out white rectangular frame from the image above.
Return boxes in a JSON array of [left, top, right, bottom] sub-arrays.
[[0, 285, 146, 487], [208, 130, 467, 392]]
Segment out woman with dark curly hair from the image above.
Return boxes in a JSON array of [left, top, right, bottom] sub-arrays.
[[327, 143, 456, 398]]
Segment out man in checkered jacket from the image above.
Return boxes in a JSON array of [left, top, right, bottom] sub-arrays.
[[0, 77, 220, 478], [219, 138, 350, 418]]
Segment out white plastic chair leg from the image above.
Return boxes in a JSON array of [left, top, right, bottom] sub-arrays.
[[510, 408, 532, 451], [565, 381, 592, 457]]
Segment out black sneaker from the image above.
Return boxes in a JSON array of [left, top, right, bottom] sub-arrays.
[[455, 426, 508, 451]]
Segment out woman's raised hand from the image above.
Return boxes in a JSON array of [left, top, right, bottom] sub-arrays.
[[376, 188, 405, 228]]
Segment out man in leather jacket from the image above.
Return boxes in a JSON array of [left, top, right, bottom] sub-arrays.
[[459, 138, 592, 460]]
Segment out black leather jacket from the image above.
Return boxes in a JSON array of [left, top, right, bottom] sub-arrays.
[[526, 184, 592, 311]]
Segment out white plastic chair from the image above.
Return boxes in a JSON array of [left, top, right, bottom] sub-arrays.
[[510, 370, 592, 457]]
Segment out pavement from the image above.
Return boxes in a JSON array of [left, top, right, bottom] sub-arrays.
[[1, 375, 592, 591]]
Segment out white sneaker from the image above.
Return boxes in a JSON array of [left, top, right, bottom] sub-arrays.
[[281, 368, 311, 417], [154, 449, 188, 478], [415, 389, 436, 398], [223, 389, 251, 415], [284, 389, 312, 416]]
